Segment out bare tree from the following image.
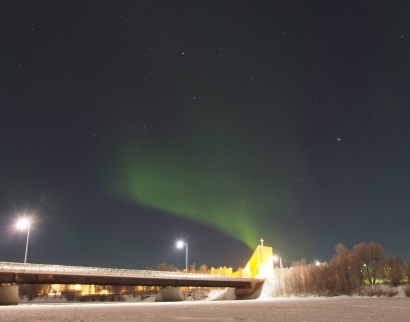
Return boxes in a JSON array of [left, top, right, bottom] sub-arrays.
[[156, 263, 178, 272], [198, 264, 209, 274], [19, 284, 52, 300], [109, 285, 123, 295], [335, 243, 350, 258], [156, 263, 168, 271], [210, 266, 233, 276], [407, 262, 410, 283], [330, 243, 360, 294], [353, 242, 385, 284], [190, 262, 197, 273], [286, 259, 308, 294], [386, 256, 405, 286]]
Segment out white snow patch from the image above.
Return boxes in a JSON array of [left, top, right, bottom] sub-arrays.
[[206, 288, 236, 301], [258, 278, 278, 299]]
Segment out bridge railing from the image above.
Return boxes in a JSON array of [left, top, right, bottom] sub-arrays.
[[0, 262, 258, 281]]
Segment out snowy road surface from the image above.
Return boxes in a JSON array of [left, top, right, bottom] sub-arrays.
[[0, 297, 409, 321]]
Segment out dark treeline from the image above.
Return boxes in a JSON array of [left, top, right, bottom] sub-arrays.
[[149, 262, 234, 275], [152, 262, 210, 274], [275, 242, 410, 297]]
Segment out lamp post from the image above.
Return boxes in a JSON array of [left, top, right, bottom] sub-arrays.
[[176, 240, 188, 275], [363, 263, 371, 283], [17, 218, 31, 269], [273, 255, 284, 268], [273, 255, 279, 267]]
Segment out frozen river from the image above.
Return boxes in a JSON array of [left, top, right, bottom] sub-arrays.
[[0, 297, 409, 321]]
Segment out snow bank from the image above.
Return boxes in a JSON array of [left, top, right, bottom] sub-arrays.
[[259, 279, 278, 299]]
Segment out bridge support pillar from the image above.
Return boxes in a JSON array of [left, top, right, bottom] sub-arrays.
[[235, 280, 265, 300], [0, 284, 19, 305], [157, 287, 183, 302]]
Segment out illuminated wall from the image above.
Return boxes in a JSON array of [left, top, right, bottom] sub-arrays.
[[242, 245, 274, 278]]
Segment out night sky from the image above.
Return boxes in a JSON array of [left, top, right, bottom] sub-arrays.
[[1, 1, 409, 271]]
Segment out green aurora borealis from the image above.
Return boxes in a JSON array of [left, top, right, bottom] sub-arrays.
[[105, 102, 312, 255]]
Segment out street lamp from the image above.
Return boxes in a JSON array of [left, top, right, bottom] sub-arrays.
[[363, 263, 371, 283], [16, 218, 31, 269], [273, 255, 286, 268], [176, 240, 188, 275]]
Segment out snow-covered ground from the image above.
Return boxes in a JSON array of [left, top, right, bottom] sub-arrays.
[[4, 284, 407, 321], [1, 296, 409, 322]]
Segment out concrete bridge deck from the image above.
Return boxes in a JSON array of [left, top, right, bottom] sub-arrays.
[[0, 261, 264, 288]]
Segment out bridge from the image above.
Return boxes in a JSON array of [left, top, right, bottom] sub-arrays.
[[0, 242, 274, 305]]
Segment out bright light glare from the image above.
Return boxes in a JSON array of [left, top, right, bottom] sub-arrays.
[[316, 261, 321, 266], [273, 255, 279, 262], [176, 240, 184, 249], [17, 219, 30, 230]]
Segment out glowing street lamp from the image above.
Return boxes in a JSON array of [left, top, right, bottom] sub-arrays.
[[16, 218, 31, 269], [273, 255, 285, 268], [176, 240, 188, 275], [316, 261, 324, 267]]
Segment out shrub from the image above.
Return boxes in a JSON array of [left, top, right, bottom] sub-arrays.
[[183, 289, 209, 300], [366, 286, 384, 297], [385, 287, 398, 297], [64, 292, 75, 301], [403, 285, 410, 297], [359, 285, 398, 297]]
